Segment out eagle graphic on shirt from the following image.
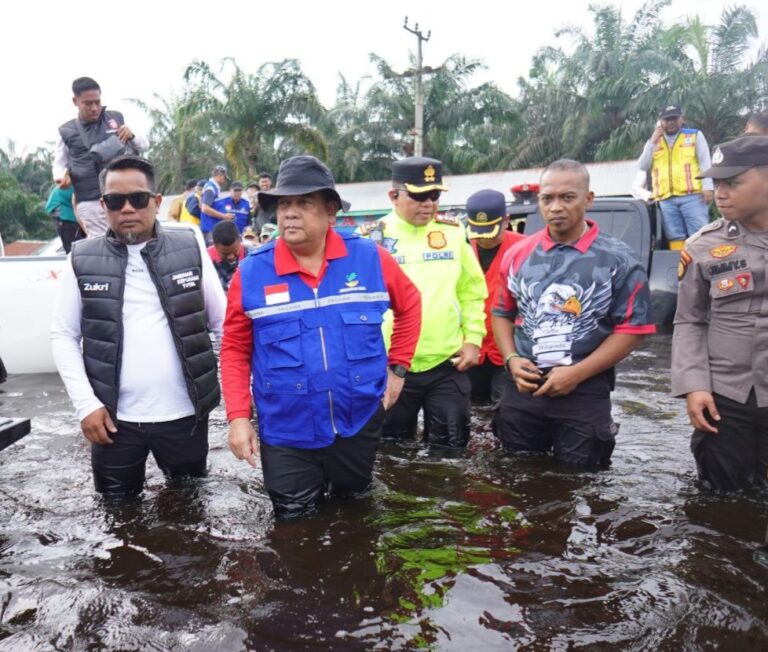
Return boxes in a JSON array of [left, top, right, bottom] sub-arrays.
[[510, 275, 615, 367]]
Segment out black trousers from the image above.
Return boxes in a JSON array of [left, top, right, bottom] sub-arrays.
[[493, 375, 617, 467], [260, 405, 384, 519], [382, 362, 471, 448], [53, 218, 84, 254], [467, 360, 507, 404], [691, 391, 768, 491], [91, 415, 208, 495]]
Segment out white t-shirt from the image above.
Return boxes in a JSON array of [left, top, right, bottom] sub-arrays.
[[51, 235, 226, 422]]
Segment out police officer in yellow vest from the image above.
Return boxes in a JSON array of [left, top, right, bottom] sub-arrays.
[[638, 104, 714, 250], [360, 157, 487, 448]]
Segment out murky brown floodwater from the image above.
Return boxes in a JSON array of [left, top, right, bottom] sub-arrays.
[[1, 335, 767, 650]]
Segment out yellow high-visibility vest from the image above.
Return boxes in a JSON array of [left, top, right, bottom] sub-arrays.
[[179, 191, 201, 226], [651, 128, 703, 200]]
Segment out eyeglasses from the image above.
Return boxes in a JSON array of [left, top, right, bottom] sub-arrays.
[[102, 192, 154, 211], [406, 189, 441, 203]]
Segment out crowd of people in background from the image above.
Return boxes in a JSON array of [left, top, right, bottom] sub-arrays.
[[45, 74, 768, 521]]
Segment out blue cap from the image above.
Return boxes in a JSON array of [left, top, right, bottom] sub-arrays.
[[466, 189, 507, 239]]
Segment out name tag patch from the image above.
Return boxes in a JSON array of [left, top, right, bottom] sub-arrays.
[[172, 269, 200, 290], [707, 258, 748, 277], [82, 281, 110, 292], [423, 251, 455, 261]]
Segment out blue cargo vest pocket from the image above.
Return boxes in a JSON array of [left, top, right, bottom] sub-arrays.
[[258, 320, 303, 369], [339, 365, 386, 433], [260, 375, 313, 441], [340, 311, 385, 360]]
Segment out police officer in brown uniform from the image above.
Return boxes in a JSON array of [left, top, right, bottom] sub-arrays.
[[671, 135, 768, 491]]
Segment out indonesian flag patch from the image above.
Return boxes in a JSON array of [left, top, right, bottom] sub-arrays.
[[264, 283, 290, 305]]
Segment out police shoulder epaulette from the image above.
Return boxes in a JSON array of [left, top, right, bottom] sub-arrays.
[[433, 213, 460, 227], [357, 221, 381, 236], [685, 218, 724, 245]]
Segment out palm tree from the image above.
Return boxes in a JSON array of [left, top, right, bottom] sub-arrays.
[[183, 58, 328, 181], [513, 1, 767, 166], [666, 6, 767, 145], [0, 140, 53, 197], [352, 53, 521, 176], [515, 0, 677, 166], [131, 89, 221, 193]]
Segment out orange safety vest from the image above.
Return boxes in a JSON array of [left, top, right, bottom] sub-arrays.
[[651, 128, 703, 201]]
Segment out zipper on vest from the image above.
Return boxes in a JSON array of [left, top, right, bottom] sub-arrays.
[[113, 252, 129, 418], [314, 287, 338, 435], [143, 247, 200, 416]]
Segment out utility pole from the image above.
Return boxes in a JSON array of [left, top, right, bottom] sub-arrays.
[[403, 17, 430, 157]]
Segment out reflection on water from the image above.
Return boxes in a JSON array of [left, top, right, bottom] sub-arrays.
[[1, 337, 767, 650]]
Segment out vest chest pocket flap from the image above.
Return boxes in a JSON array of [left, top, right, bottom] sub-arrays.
[[258, 320, 303, 368], [340, 311, 385, 360]]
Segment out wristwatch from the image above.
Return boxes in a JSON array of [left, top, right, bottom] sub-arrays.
[[389, 364, 408, 378]]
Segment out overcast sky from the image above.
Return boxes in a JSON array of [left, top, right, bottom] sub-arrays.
[[1, 0, 764, 155]]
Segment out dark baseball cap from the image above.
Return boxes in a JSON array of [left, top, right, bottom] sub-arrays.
[[230, 181, 243, 190], [211, 165, 230, 180], [466, 189, 507, 239], [258, 155, 349, 212], [698, 135, 768, 179], [391, 156, 448, 193], [659, 104, 683, 119]]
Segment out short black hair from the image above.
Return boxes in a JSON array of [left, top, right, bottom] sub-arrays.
[[185, 178, 197, 191], [99, 155, 156, 193], [746, 112, 768, 133], [258, 172, 272, 181], [212, 220, 240, 246], [541, 158, 590, 190], [72, 77, 100, 96]]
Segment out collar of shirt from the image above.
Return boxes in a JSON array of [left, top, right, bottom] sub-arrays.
[[273, 227, 348, 286], [541, 219, 599, 254]]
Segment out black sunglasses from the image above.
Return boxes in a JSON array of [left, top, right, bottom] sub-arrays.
[[406, 189, 441, 203], [102, 192, 154, 211]]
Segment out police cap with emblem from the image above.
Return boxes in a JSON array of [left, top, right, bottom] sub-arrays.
[[699, 135, 768, 180], [391, 156, 448, 193], [465, 189, 507, 239]]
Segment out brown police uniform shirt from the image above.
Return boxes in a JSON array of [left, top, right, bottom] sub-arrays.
[[671, 218, 768, 407]]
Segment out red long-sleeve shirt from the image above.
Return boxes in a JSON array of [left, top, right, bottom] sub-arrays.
[[221, 229, 421, 421]]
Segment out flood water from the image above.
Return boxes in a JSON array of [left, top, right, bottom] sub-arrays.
[[1, 335, 767, 650]]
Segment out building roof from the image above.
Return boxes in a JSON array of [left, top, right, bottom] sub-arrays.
[[3, 240, 49, 256], [335, 159, 639, 212]]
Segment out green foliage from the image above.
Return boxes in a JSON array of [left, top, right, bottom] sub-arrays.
[[0, 140, 53, 196], [517, 1, 767, 166], [0, 142, 55, 243], [0, 173, 52, 242]]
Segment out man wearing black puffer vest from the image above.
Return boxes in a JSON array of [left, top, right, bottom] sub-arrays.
[[51, 156, 226, 496]]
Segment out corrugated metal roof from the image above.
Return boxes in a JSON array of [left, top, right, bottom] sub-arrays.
[[336, 159, 639, 212]]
